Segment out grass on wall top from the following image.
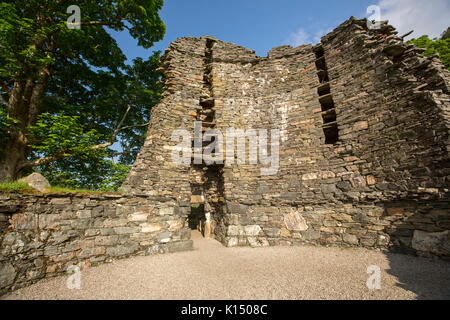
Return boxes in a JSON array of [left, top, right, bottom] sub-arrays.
[[0, 181, 117, 195]]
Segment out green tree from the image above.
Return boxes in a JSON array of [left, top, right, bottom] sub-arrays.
[[0, 0, 165, 186], [407, 35, 450, 70], [441, 27, 450, 40]]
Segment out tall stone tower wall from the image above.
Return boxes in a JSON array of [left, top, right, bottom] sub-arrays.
[[122, 17, 450, 257]]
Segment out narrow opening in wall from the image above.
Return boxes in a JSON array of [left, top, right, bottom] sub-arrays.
[[313, 44, 339, 145], [188, 37, 226, 241], [323, 126, 339, 144], [200, 97, 215, 109], [322, 109, 337, 123], [317, 70, 329, 83], [319, 94, 335, 110], [201, 164, 225, 240], [313, 46, 325, 57], [318, 83, 330, 96], [188, 203, 205, 230], [315, 56, 327, 71]]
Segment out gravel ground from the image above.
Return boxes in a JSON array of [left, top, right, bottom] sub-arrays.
[[3, 231, 450, 300]]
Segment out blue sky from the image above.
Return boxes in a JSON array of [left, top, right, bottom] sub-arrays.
[[110, 0, 450, 62]]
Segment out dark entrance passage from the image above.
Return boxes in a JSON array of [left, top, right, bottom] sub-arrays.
[[188, 203, 205, 234]]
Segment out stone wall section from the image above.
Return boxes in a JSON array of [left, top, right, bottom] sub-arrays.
[[121, 18, 449, 257], [120, 37, 206, 205], [0, 193, 192, 294], [212, 19, 450, 253]]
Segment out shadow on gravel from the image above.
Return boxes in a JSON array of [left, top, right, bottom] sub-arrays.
[[383, 202, 450, 300], [385, 252, 450, 300]]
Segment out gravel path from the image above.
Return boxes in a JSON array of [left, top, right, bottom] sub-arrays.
[[3, 231, 450, 300]]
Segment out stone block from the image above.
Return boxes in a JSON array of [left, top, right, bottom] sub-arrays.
[[227, 225, 241, 236], [114, 227, 138, 235], [106, 244, 139, 257], [244, 225, 261, 236], [50, 198, 72, 205], [343, 234, 359, 245], [353, 121, 368, 131], [302, 173, 318, 181], [284, 209, 308, 232], [264, 228, 281, 237], [141, 223, 162, 233], [159, 207, 175, 216], [412, 230, 450, 256], [302, 230, 320, 240], [226, 237, 238, 247], [19, 173, 50, 192], [167, 240, 193, 253], [386, 207, 404, 216], [129, 213, 148, 222], [95, 235, 119, 246], [0, 262, 16, 288]]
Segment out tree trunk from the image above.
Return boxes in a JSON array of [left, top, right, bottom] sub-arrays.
[[0, 68, 49, 181], [0, 80, 28, 181], [0, 132, 27, 181]]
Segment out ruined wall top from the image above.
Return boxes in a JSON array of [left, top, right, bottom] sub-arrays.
[[122, 17, 450, 203]]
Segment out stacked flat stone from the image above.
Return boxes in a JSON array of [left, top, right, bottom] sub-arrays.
[[122, 17, 449, 254], [1, 17, 449, 295], [0, 193, 192, 294]]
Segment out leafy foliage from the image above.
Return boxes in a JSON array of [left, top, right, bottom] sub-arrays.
[[407, 35, 450, 70], [37, 159, 131, 191], [30, 113, 106, 159], [0, 1, 165, 189], [441, 27, 450, 40]]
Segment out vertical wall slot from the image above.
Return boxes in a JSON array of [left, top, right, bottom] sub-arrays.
[[313, 45, 339, 144], [189, 38, 225, 238]]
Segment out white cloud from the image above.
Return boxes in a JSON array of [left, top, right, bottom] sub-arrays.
[[378, 0, 450, 39], [288, 0, 449, 47], [289, 29, 311, 46], [288, 28, 332, 47]]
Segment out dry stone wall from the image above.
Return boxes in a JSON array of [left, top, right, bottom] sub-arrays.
[[122, 17, 449, 257], [0, 193, 192, 294]]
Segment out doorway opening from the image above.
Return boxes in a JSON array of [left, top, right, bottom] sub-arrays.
[[188, 203, 206, 235]]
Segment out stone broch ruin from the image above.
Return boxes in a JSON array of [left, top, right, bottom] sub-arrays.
[[1, 17, 449, 294]]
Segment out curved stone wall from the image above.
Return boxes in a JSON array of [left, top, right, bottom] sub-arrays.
[[121, 17, 449, 256], [0, 192, 192, 294]]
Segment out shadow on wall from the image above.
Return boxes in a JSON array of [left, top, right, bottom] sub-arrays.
[[383, 200, 450, 299]]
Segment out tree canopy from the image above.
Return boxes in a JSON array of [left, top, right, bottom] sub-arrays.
[[441, 27, 450, 40], [407, 31, 450, 70], [0, 0, 165, 190]]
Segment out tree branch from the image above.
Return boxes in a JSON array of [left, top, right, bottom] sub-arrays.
[[18, 105, 151, 170], [28, 65, 51, 127], [0, 93, 9, 108], [401, 30, 414, 40], [0, 78, 11, 96], [18, 153, 69, 170], [88, 105, 133, 150], [112, 105, 132, 140], [117, 122, 150, 131], [80, 20, 132, 31]]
